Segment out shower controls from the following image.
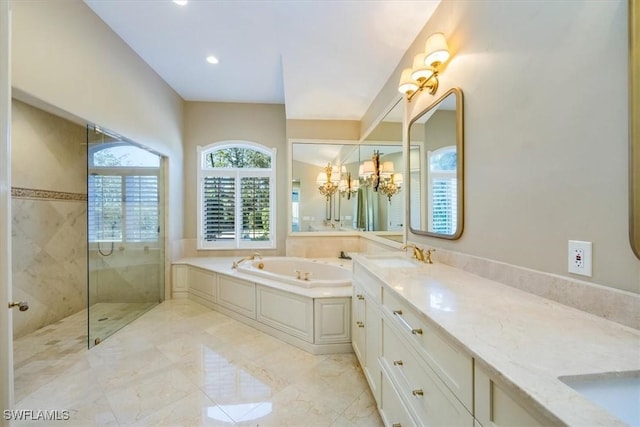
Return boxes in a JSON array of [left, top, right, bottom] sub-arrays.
[[8, 301, 29, 311]]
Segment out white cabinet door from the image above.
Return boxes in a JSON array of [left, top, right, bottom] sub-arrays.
[[217, 275, 256, 319], [364, 296, 380, 402], [314, 297, 350, 344], [352, 284, 366, 361], [475, 365, 547, 427], [256, 285, 313, 342]]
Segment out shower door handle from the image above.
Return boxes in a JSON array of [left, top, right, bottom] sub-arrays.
[[8, 301, 29, 312]]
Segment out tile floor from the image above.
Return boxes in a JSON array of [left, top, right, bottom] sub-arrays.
[[12, 299, 382, 426]]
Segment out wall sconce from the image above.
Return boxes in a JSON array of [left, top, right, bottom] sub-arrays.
[[316, 163, 340, 200], [379, 173, 403, 202], [359, 150, 381, 191], [339, 172, 359, 200], [398, 32, 450, 101]]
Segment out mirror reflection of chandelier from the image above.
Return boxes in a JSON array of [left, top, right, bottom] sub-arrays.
[[316, 163, 340, 200], [339, 171, 359, 200], [379, 172, 403, 202], [359, 150, 403, 201]]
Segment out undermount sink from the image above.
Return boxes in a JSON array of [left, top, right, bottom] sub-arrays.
[[363, 253, 419, 268], [559, 371, 640, 426]]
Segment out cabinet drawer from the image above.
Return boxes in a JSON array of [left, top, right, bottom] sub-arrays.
[[217, 275, 256, 319], [353, 262, 383, 303], [382, 288, 473, 411], [382, 321, 473, 426], [380, 369, 417, 427]]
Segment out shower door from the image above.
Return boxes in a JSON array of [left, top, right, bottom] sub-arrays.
[[86, 125, 165, 347]]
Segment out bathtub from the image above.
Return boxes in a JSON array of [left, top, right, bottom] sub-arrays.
[[236, 257, 351, 288]]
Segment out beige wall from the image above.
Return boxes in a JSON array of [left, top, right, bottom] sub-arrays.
[[368, 0, 639, 293], [287, 119, 360, 140], [11, 0, 184, 251], [183, 102, 287, 254]]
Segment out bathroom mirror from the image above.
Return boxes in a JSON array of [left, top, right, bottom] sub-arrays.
[[291, 141, 359, 232], [290, 100, 404, 236], [408, 87, 464, 239], [630, 0, 640, 259]]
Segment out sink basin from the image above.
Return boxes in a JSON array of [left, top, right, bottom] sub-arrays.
[[363, 254, 419, 268], [559, 371, 640, 426]]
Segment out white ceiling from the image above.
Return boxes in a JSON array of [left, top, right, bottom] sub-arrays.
[[84, 0, 440, 120]]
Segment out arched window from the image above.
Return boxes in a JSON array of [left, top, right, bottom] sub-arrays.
[[427, 146, 457, 234], [88, 143, 161, 243], [197, 141, 276, 249]]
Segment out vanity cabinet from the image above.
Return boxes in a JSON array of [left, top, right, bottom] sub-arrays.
[[474, 364, 547, 427], [352, 263, 382, 403], [353, 259, 473, 426]]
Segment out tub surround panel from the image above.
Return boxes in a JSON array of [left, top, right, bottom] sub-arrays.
[[353, 254, 640, 426]]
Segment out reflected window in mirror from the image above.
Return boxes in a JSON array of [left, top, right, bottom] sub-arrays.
[[408, 87, 464, 239]]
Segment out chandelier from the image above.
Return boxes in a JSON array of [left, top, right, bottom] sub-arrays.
[[379, 172, 403, 202]]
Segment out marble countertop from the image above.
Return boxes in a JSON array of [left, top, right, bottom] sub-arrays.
[[174, 256, 353, 298], [351, 253, 640, 427]]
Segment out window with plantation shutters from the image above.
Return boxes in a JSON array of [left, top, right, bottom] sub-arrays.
[[427, 146, 457, 235], [198, 142, 276, 250], [88, 144, 161, 243]]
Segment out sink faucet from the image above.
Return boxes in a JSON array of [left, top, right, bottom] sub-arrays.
[[232, 252, 262, 269], [402, 243, 425, 262], [401, 244, 435, 264]]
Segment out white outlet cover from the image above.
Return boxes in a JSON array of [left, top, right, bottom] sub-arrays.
[[568, 240, 592, 277]]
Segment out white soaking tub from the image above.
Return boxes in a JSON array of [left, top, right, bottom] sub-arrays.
[[236, 257, 351, 288]]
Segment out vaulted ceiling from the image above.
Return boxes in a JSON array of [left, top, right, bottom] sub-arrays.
[[84, 0, 440, 120]]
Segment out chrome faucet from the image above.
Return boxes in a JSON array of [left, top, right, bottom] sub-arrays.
[[401, 244, 435, 264], [232, 252, 262, 269]]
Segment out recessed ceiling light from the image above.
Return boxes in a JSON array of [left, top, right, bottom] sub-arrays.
[[173, 1, 188, 6], [206, 56, 219, 64]]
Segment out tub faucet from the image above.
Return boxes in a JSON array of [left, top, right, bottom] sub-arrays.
[[232, 252, 262, 269]]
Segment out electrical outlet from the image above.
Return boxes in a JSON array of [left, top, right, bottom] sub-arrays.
[[568, 240, 592, 277]]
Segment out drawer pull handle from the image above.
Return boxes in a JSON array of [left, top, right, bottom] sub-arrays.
[[412, 389, 424, 396], [393, 360, 404, 366], [392, 424, 402, 427], [393, 309, 423, 336], [356, 294, 364, 300], [356, 321, 365, 328]]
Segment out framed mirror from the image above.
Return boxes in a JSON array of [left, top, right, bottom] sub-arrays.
[[408, 87, 464, 239], [630, 0, 639, 259]]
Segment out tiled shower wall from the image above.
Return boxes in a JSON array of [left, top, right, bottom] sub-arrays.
[[11, 100, 87, 339]]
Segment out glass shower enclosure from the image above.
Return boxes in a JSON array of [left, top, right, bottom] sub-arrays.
[[86, 125, 165, 347]]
